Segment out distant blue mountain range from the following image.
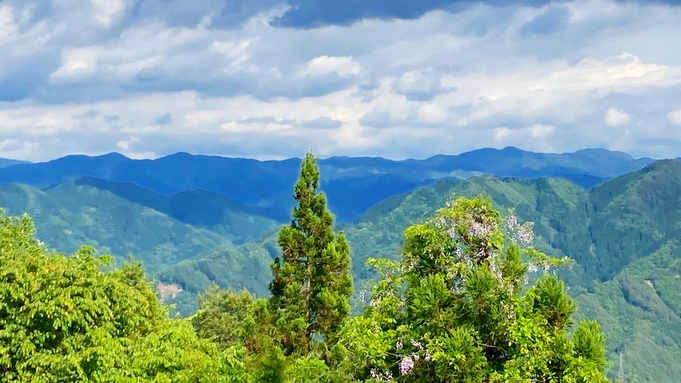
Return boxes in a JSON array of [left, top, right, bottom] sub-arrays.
[[0, 158, 30, 169], [0, 147, 669, 222]]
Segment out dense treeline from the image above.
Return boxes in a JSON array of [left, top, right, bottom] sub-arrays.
[[0, 153, 610, 382]]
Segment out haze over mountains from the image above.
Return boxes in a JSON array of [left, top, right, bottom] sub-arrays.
[[0, 146, 664, 223], [2, 146, 681, 381]]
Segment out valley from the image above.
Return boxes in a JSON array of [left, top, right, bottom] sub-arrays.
[[1, 147, 680, 382]]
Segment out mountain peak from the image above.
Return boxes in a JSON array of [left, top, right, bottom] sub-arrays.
[[572, 148, 635, 161], [96, 152, 129, 159]]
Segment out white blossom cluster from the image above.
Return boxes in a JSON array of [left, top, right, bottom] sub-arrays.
[[503, 302, 516, 321], [399, 355, 416, 375], [369, 368, 393, 381], [523, 262, 551, 285], [503, 215, 534, 246], [469, 220, 497, 239], [395, 339, 432, 376]]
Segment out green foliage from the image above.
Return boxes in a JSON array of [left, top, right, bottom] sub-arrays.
[[342, 161, 681, 381], [338, 196, 608, 382], [269, 152, 353, 358], [192, 285, 256, 350], [0, 209, 244, 382]]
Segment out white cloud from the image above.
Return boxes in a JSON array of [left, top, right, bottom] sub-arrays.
[[50, 47, 100, 81], [668, 110, 681, 125], [90, 0, 129, 28], [297, 55, 361, 78], [2, 0, 681, 161], [210, 38, 259, 73], [604, 107, 631, 127], [417, 104, 448, 124], [0, 5, 17, 46]]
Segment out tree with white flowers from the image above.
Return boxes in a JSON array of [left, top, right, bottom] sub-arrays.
[[338, 195, 609, 382]]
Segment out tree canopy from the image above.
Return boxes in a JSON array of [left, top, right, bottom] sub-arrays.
[[0, 210, 247, 382], [0, 153, 611, 382], [336, 196, 609, 382]]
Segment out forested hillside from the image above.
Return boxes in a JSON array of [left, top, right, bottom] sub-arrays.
[[0, 147, 654, 223], [1, 152, 680, 381], [161, 159, 681, 382], [0, 153, 610, 382]]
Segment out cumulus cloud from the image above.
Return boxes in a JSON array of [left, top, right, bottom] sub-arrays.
[[668, 110, 681, 125], [394, 68, 454, 101], [0, 5, 18, 46], [297, 56, 362, 78], [90, 0, 130, 28], [2, 0, 681, 161], [604, 108, 632, 127]]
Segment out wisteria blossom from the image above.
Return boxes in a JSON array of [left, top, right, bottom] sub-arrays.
[[470, 221, 497, 239], [399, 355, 416, 376], [503, 214, 535, 246], [369, 368, 393, 381]]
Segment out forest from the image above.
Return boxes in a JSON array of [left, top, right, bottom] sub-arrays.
[[0, 153, 614, 382]]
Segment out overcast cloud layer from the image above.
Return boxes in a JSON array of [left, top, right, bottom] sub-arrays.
[[0, 0, 680, 161]]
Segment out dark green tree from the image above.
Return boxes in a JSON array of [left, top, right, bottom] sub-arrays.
[[269, 152, 353, 357]]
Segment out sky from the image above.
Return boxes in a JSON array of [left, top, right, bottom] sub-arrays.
[[0, 0, 680, 161]]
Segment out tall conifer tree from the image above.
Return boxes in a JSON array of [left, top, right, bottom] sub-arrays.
[[269, 152, 353, 357]]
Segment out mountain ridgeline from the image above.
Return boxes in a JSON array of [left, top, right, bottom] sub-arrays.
[[0, 155, 611, 382], [160, 159, 681, 382], [0, 146, 659, 223], [0, 147, 681, 381]]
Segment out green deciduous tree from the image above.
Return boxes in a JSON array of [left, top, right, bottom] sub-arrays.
[[192, 284, 255, 350], [269, 152, 353, 357], [338, 196, 610, 382], [0, 210, 246, 382]]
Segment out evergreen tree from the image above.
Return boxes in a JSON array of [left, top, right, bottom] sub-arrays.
[[269, 152, 353, 358]]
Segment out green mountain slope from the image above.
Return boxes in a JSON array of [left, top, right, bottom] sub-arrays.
[[73, 176, 284, 244], [157, 232, 280, 315], [573, 242, 681, 383], [162, 160, 681, 381], [585, 160, 681, 281], [343, 160, 681, 382], [0, 181, 230, 273]]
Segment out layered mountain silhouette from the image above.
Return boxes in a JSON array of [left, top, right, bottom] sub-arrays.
[[149, 159, 681, 382], [0, 146, 663, 222], [0, 158, 30, 168], [2, 148, 681, 380]]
